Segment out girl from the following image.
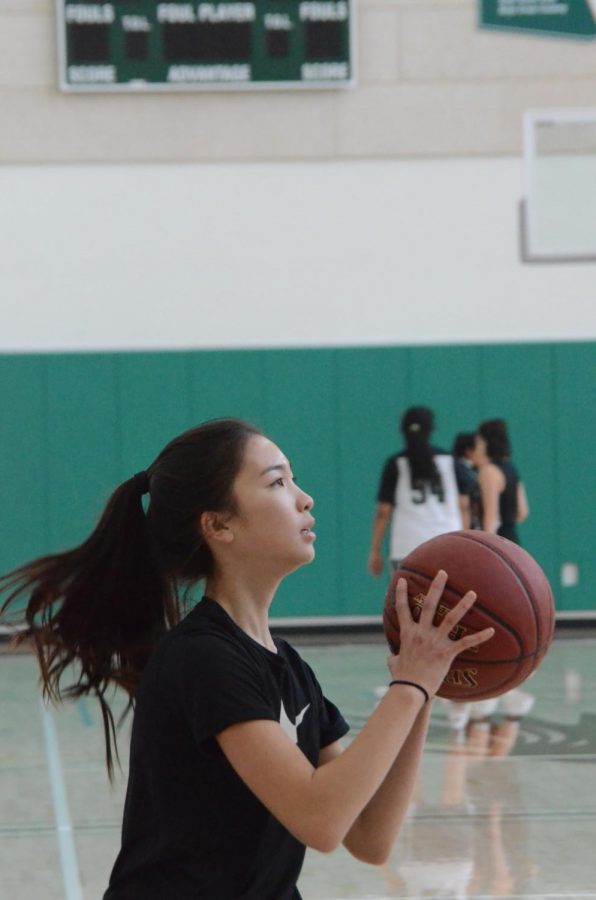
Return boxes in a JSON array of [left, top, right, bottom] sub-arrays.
[[1, 418, 494, 899], [368, 406, 470, 575], [472, 418, 529, 544]]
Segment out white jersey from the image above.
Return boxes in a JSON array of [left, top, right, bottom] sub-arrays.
[[382, 452, 464, 560]]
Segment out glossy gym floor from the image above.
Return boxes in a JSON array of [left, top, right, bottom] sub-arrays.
[[2, 629, 595, 900]]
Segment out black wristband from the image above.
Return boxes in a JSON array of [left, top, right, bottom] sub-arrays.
[[388, 679, 430, 704]]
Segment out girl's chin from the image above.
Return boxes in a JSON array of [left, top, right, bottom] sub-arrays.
[[284, 547, 316, 574]]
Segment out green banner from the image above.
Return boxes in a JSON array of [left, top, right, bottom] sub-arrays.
[[479, 0, 596, 37]]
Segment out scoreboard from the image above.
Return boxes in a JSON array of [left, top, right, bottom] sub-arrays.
[[57, 1, 354, 90]]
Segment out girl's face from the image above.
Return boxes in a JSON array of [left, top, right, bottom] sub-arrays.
[[224, 434, 316, 576]]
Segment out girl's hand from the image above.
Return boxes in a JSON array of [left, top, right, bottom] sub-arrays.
[[387, 571, 494, 699]]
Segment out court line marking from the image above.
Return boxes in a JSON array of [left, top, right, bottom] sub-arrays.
[[40, 700, 84, 900]]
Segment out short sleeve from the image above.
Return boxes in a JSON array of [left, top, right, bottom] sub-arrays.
[[377, 456, 398, 505], [319, 695, 350, 748], [301, 660, 350, 748], [170, 634, 278, 745]]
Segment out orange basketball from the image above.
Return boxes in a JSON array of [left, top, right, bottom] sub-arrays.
[[382, 530, 556, 701]]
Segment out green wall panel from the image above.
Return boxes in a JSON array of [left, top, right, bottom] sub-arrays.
[[189, 350, 266, 427], [46, 354, 120, 552], [117, 352, 193, 476], [553, 343, 596, 610], [407, 345, 483, 450], [261, 350, 339, 617], [0, 356, 47, 576], [1, 341, 594, 615]]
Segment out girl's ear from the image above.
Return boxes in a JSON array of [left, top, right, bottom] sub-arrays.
[[200, 511, 234, 544]]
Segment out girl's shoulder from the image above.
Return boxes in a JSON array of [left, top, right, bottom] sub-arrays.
[[145, 602, 263, 686], [479, 461, 506, 488]]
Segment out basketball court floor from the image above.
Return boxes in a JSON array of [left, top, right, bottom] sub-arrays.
[[2, 630, 595, 900]]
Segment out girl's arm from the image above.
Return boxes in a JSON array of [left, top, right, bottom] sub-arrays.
[[217, 680, 425, 855], [478, 463, 504, 533], [368, 502, 393, 576], [516, 482, 529, 522], [216, 574, 494, 858], [458, 493, 471, 529], [322, 700, 433, 864]]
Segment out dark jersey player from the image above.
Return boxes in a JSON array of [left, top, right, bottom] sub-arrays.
[[105, 598, 348, 899], [471, 419, 529, 545], [452, 431, 481, 530]]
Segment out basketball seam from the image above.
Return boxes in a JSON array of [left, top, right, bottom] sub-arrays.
[[452, 532, 542, 648], [399, 562, 524, 656]]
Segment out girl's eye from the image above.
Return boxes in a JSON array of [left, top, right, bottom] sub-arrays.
[[273, 477, 285, 487]]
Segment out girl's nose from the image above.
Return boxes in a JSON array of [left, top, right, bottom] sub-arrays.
[[298, 489, 314, 511]]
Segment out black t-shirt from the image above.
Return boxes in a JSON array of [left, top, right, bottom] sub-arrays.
[[104, 598, 349, 900], [496, 460, 520, 543]]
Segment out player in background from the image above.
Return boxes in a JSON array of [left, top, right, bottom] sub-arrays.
[[368, 406, 469, 577], [453, 419, 533, 737], [451, 432, 480, 530], [470, 419, 529, 545]]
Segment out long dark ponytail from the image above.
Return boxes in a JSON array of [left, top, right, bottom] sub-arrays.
[[0, 418, 261, 777], [401, 406, 442, 492]]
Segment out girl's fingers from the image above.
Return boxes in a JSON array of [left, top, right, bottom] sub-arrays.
[[438, 590, 478, 634], [394, 574, 495, 656], [418, 569, 448, 627], [393, 577, 412, 628], [454, 625, 495, 652]]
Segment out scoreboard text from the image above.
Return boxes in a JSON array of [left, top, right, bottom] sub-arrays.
[[58, 1, 354, 90]]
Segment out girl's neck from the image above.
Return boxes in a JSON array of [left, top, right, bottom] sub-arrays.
[[205, 572, 280, 652]]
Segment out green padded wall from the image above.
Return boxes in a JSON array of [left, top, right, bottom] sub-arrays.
[[553, 343, 596, 610], [0, 341, 594, 616]]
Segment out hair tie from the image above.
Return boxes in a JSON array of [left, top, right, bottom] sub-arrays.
[[408, 423, 421, 432], [389, 679, 429, 703], [132, 471, 150, 496]]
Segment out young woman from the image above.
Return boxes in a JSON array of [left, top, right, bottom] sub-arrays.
[[368, 406, 470, 575], [471, 418, 529, 545], [1, 418, 494, 899], [451, 431, 481, 530]]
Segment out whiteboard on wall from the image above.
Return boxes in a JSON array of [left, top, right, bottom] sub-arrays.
[[521, 108, 596, 263]]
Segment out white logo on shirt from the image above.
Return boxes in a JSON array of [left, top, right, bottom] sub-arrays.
[[279, 701, 310, 744]]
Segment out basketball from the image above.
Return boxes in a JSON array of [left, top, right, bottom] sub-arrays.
[[383, 530, 556, 701]]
